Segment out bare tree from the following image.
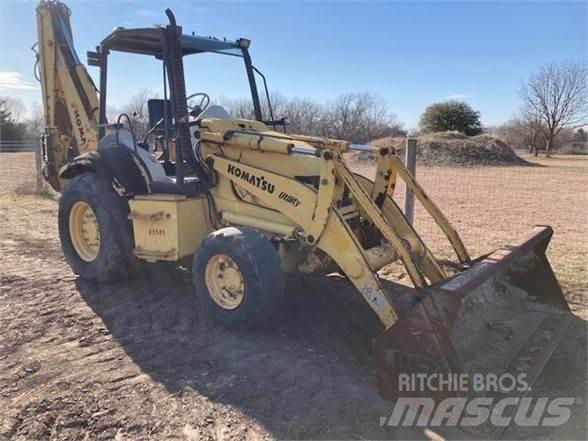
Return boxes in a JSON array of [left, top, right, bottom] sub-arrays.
[[218, 91, 403, 142], [324, 92, 401, 143], [25, 102, 45, 139], [119, 88, 160, 140], [283, 98, 324, 135], [217, 96, 256, 120], [106, 105, 120, 126], [218, 92, 289, 122], [519, 61, 588, 157], [3, 97, 26, 121], [495, 113, 545, 156], [520, 113, 544, 156]]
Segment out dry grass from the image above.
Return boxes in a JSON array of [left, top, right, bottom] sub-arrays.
[[350, 154, 588, 317], [0, 152, 54, 197]]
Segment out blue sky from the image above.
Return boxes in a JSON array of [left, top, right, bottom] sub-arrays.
[[0, 0, 586, 128]]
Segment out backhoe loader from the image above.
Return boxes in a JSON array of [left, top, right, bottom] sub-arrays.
[[35, 0, 578, 403]]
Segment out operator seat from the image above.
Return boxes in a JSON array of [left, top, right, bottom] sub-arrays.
[[100, 104, 233, 197], [98, 128, 204, 196]]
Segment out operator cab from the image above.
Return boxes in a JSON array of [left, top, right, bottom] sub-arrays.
[[87, 11, 282, 196], [142, 97, 231, 188]]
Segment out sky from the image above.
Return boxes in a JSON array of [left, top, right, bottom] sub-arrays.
[[0, 0, 586, 129]]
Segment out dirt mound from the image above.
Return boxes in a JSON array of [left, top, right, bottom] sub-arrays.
[[355, 131, 533, 166]]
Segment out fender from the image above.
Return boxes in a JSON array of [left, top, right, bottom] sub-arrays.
[[59, 145, 151, 196]]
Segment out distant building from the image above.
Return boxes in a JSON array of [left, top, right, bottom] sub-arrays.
[[558, 128, 587, 154]]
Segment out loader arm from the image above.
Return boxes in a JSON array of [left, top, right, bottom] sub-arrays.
[[35, 0, 99, 191], [201, 119, 472, 329], [210, 153, 401, 327]]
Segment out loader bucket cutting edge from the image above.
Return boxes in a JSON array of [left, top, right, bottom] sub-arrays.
[[375, 226, 573, 401]]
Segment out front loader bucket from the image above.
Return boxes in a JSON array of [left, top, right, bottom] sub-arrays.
[[375, 226, 573, 401]]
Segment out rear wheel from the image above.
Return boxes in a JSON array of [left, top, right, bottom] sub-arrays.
[[68, 200, 100, 262], [58, 172, 138, 282], [193, 227, 286, 327]]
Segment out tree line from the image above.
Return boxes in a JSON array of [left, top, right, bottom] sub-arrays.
[[2, 61, 586, 157], [108, 90, 406, 145], [0, 97, 29, 142], [218, 91, 405, 144], [0, 97, 44, 143]]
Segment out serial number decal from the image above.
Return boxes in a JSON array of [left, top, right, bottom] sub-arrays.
[[227, 163, 275, 194], [278, 191, 301, 208], [148, 229, 166, 236]]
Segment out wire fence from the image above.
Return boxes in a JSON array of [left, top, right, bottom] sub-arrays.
[[0, 140, 38, 152], [414, 165, 586, 309], [0, 139, 586, 289], [349, 143, 587, 290], [0, 140, 44, 194]]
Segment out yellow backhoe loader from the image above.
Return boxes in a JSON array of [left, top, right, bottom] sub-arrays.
[[35, 0, 577, 401]]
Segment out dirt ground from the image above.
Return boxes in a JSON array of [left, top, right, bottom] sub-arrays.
[[0, 153, 587, 440]]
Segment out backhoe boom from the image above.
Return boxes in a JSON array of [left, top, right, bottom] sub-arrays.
[[36, 0, 99, 190]]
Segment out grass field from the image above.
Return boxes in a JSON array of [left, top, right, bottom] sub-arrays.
[[351, 154, 588, 318]]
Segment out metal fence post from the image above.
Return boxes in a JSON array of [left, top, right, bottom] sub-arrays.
[[35, 139, 43, 193], [404, 138, 417, 225]]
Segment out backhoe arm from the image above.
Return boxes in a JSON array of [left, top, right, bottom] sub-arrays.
[[36, 0, 99, 191]]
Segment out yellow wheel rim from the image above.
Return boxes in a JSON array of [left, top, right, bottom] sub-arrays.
[[69, 201, 100, 262], [204, 254, 245, 310]]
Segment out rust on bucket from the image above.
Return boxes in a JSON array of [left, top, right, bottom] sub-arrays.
[[375, 226, 573, 401]]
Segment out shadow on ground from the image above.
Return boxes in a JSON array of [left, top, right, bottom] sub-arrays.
[[75, 264, 587, 440], [76, 265, 421, 439]]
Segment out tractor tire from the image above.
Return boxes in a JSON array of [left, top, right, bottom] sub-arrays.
[[193, 227, 286, 327], [58, 172, 138, 282]]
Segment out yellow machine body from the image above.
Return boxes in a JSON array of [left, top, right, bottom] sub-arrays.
[[128, 194, 212, 262]]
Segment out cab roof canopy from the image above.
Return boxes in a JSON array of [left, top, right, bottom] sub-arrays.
[[100, 27, 247, 58]]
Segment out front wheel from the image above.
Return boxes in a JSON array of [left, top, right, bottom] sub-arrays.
[[193, 227, 286, 327], [58, 172, 138, 282]]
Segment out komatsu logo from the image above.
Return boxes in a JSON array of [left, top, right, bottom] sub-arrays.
[[227, 163, 275, 194], [73, 108, 87, 145]]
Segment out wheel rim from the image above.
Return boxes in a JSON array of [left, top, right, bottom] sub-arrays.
[[204, 254, 245, 310], [69, 201, 100, 262]]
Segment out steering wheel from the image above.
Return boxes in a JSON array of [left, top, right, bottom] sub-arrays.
[[186, 92, 210, 119]]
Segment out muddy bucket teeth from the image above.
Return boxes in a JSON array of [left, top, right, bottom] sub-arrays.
[[375, 226, 574, 402]]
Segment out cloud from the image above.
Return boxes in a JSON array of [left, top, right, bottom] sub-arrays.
[[444, 94, 468, 101], [0, 72, 38, 91]]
